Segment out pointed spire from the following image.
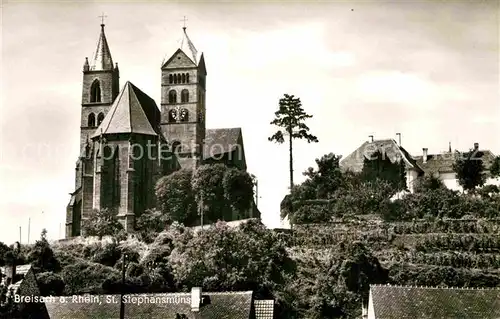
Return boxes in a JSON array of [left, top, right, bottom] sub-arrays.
[[180, 25, 198, 64], [83, 57, 89, 71], [90, 23, 114, 71], [449, 141, 452, 153]]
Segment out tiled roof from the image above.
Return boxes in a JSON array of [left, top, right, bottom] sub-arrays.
[[254, 300, 274, 319], [414, 150, 497, 174], [0, 264, 32, 276], [90, 24, 114, 71], [340, 139, 421, 173], [203, 128, 242, 159], [370, 285, 500, 319], [45, 291, 253, 319], [91, 82, 161, 138]]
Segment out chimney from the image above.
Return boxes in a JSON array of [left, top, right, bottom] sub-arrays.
[[369, 135, 374, 143], [422, 148, 428, 164], [6, 260, 16, 286], [474, 142, 479, 150], [191, 287, 201, 312]]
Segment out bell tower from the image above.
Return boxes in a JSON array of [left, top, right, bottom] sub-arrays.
[[80, 22, 120, 156], [160, 26, 207, 169]]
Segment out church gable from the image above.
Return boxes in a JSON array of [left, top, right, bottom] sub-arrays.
[[204, 128, 246, 170], [161, 49, 197, 69]]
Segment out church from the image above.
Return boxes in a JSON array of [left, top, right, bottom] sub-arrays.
[[65, 22, 250, 238]]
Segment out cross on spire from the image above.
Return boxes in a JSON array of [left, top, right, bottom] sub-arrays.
[[98, 12, 107, 26], [180, 16, 188, 30]]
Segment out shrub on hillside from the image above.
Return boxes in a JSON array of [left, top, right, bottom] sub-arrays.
[[37, 272, 65, 296], [81, 208, 123, 239], [62, 261, 120, 295]]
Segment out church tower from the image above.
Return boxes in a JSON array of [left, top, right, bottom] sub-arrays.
[[160, 26, 207, 169], [80, 22, 120, 156]]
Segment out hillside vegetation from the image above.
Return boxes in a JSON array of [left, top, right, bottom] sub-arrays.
[[1, 153, 499, 318]]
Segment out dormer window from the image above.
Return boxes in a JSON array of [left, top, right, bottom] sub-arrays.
[[90, 80, 101, 103]]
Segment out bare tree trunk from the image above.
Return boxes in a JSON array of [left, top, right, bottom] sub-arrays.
[[289, 130, 294, 190]]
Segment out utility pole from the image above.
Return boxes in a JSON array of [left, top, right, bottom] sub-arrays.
[[120, 254, 127, 319], [27, 217, 30, 244], [200, 194, 204, 230], [19, 227, 21, 245], [255, 178, 259, 208]]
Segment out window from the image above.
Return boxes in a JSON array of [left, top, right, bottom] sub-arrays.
[[169, 74, 173, 84], [88, 113, 96, 127], [182, 73, 186, 83], [174, 74, 178, 84], [168, 90, 177, 104], [186, 74, 190, 83], [97, 112, 105, 125], [181, 89, 189, 103], [90, 80, 101, 103]]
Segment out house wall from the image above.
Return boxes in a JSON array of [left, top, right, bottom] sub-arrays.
[[406, 169, 420, 193], [438, 172, 462, 191], [367, 290, 375, 319]]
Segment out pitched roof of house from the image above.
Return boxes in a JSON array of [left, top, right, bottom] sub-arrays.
[[203, 128, 242, 159], [91, 82, 161, 138], [340, 139, 421, 173], [370, 285, 500, 319], [414, 149, 497, 174], [90, 24, 114, 71], [45, 291, 254, 319]]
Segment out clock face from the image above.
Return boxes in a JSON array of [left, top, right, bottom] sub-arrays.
[[180, 108, 188, 121], [170, 109, 178, 121]]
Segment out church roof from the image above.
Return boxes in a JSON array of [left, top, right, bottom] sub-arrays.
[[45, 291, 254, 319], [90, 24, 114, 71], [91, 82, 161, 138], [162, 27, 202, 68], [370, 285, 500, 318], [203, 128, 242, 159]]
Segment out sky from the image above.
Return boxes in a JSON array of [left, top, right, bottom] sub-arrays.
[[1, 0, 499, 245]]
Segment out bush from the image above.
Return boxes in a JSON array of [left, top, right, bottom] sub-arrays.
[[37, 272, 65, 296], [61, 261, 120, 294]]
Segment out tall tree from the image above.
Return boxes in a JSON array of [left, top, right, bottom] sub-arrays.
[[453, 150, 486, 192], [268, 94, 318, 190]]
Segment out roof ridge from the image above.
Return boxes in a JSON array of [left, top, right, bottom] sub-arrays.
[[371, 284, 500, 291]]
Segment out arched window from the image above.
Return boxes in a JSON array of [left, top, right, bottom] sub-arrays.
[[97, 112, 105, 125], [88, 113, 96, 127], [168, 109, 177, 122], [180, 108, 189, 122], [182, 73, 186, 83], [172, 141, 181, 153], [169, 74, 173, 84], [173, 74, 178, 84], [90, 80, 101, 103], [181, 89, 189, 103], [186, 74, 190, 83], [168, 90, 177, 104]]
